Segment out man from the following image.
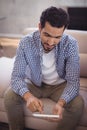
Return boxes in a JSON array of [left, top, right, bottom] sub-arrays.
[[4, 6, 84, 130]]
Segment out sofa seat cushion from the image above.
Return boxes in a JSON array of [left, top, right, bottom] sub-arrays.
[[24, 98, 56, 117], [79, 78, 87, 126], [0, 98, 5, 111]]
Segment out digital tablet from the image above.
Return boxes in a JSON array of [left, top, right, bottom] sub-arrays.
[[33, 113, 59, 118]]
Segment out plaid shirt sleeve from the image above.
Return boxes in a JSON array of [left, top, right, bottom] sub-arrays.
[[59, 37, 80, 103], [10, 38, 30, 96]]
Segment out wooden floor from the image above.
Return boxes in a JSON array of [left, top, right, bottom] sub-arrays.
[[0, 122, 34, 130]]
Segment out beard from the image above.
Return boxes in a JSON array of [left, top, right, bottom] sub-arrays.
[[42, 42, 55, 53]]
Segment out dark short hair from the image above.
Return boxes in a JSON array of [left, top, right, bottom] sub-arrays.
[[40, 6, 69, 29]]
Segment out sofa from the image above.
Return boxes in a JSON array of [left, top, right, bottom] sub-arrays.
[[0, 29, 87, 130]]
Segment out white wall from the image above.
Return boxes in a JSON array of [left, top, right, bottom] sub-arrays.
[[0, 0, 87, 34]]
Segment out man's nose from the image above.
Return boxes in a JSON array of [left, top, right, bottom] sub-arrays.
[[48, 37, 55, 46]]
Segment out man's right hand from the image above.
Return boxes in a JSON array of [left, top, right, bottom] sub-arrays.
[[23, 92, 43, 113]]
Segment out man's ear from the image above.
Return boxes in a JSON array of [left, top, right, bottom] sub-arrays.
[[38, 23, 42, 32]]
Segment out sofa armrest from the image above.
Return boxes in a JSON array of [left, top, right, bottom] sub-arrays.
[[80, 54, 87, 77]]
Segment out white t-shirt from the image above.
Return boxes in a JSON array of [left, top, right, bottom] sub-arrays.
[[42, 49, 65, 85]]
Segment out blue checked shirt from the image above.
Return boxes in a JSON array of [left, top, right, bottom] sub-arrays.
[[11, 30, 80, 103]]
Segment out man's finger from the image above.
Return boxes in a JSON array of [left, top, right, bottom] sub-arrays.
[[34, 101, 43, 113]]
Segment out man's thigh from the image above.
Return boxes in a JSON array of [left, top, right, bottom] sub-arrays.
[[49, 82, 66, 102], [28, 82, 66, 100], [27, 83, 42, 98]]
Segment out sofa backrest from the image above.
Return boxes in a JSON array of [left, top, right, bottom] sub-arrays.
[[1, 29, 87, 78], [65, 30, 87, 53], [65, 30, 87, 77]]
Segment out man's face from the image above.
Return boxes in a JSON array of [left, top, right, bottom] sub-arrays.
[[39, 22, 64, 53]]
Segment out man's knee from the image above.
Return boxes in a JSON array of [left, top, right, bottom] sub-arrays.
[[4, 88, 16, 102], [67, 95, 84, 116], [72, 95, 84, 109], [4, 87, 23, 109]]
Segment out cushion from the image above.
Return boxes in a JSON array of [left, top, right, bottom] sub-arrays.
[[79, 86, 87, 126], [0, 57, 15, 97], [0, 37, 19, 58]]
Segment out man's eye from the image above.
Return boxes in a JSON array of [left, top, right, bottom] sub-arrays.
[[55, 37, 61, 39], [44, 34, 50, 37]]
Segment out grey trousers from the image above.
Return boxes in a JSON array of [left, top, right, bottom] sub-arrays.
[[4, 82, 84, 130]]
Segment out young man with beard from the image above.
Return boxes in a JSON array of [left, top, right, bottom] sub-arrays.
[[4, 6, 84, 130]]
